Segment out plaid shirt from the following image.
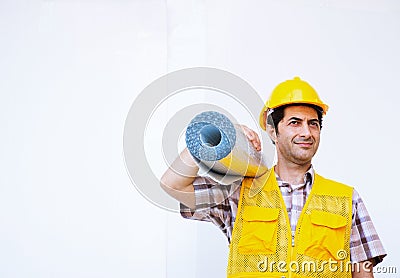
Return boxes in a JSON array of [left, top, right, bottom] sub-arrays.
[[180, 166, 387, 266]]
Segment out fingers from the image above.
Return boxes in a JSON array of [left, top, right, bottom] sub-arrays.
[[239, 125, 261, 152]]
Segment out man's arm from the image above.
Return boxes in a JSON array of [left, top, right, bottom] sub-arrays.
[[349, 189, 386, 277], [160, 125, 262, 209], [352, 260, 374, 278], [160, 148, 198, 209]]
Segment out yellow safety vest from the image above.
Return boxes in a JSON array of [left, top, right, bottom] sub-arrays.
[[227, 168, 353, 278]]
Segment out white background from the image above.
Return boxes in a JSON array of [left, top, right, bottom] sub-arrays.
[[0, 0, 399, 277]]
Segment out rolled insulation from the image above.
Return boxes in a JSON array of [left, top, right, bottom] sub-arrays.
[[185, 111, 269, 185]]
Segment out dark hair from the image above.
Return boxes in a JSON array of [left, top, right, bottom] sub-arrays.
[[266, 103, 323, 135]]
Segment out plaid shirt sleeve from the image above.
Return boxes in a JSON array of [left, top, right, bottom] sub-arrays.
[[180, 176, 242, 240], [350, 189, 387, 265]]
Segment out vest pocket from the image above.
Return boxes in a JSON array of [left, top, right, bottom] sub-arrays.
[[238, 207, 279, 254], [299, 210, 347, 261]]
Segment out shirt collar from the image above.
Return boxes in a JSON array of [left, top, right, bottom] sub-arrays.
[[275, 165, 314, 191]]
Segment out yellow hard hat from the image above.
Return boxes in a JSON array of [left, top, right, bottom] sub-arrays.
[[259, 77, 329, 130]]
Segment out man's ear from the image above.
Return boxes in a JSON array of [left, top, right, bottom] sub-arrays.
[[266, 123, 277, 144], [263, 110, 278, 144]]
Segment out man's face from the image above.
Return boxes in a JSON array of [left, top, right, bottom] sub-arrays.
[[274, 105, 321, 166]]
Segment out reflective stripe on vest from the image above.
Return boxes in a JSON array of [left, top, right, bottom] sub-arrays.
[[227, 168, 353, 278]]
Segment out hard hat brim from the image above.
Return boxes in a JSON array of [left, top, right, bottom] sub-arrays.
[[259, 102, 329, 131]]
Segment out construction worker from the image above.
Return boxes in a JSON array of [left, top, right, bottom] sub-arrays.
[[160, 77, 386, 277]]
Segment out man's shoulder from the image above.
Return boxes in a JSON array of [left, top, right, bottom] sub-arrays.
[[314, 172, 354, 195]]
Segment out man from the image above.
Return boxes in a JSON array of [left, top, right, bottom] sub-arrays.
[[161, 77, 386, 277]]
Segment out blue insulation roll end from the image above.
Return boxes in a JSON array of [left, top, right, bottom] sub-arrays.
[[185, 111, 236, 161]]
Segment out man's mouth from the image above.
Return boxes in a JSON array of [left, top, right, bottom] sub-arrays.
[[294, 141, 313, 147]]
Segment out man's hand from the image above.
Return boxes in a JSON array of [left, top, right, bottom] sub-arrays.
[[239, 125, 261, 152], [352, 260, 374, 278]]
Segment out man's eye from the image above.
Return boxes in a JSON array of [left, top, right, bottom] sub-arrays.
[[289, 121, 299, 125], [310, 122, 319, 127]]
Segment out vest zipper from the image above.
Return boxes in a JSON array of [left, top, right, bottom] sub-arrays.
[[289, 234, 295, 278]]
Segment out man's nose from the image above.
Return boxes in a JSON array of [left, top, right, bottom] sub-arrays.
[[300, 123, 312, 137]]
